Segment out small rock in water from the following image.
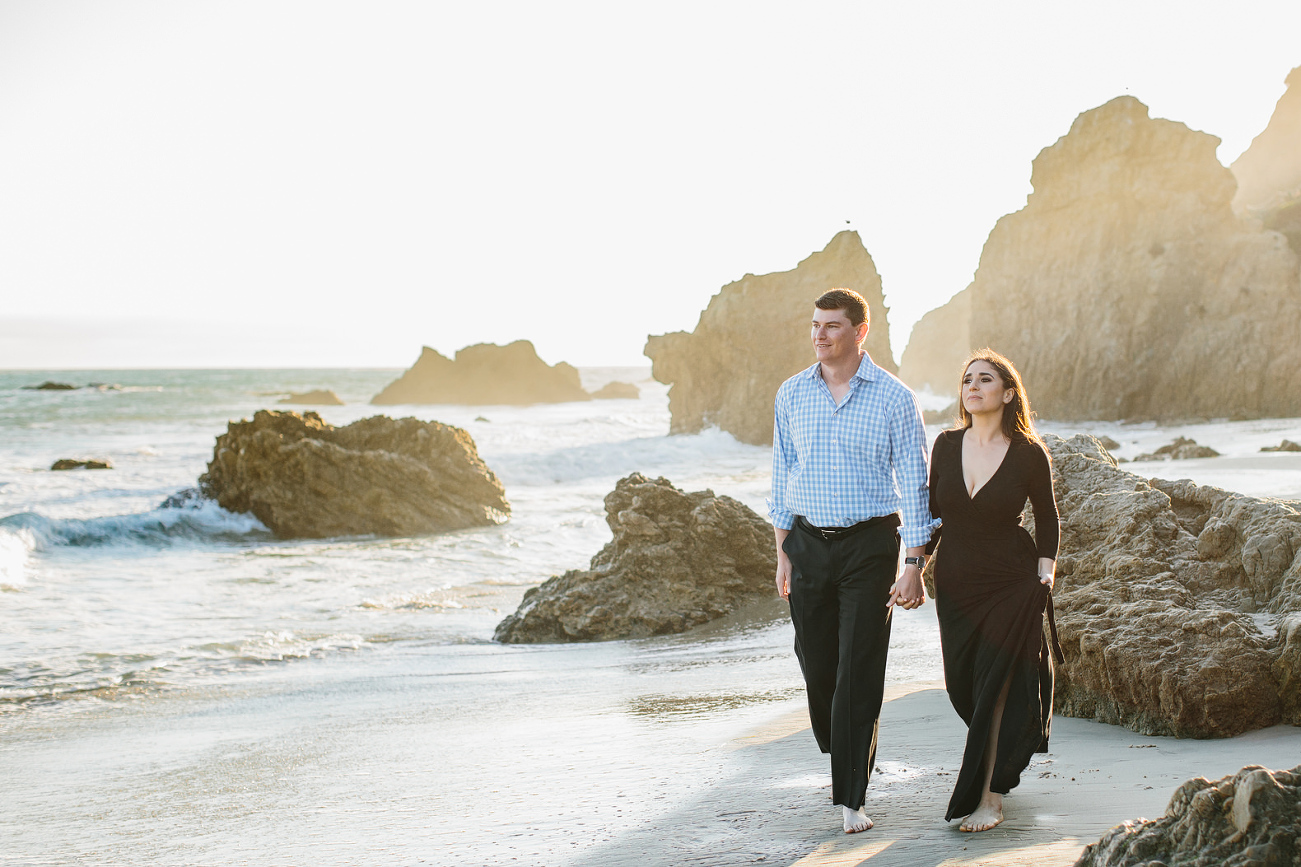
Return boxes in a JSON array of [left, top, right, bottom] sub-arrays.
[[1075, 763, 1301, 867], [1261, 439, 1301, 452], [51, 459, 112, 470], [1094, 435, 1121, 451], [159, 487, 206, 508], [590, 381, 639, 400], [1133, 436, 1219, 461], [24, 381, 77, 390], [277, 389, 344, 406]]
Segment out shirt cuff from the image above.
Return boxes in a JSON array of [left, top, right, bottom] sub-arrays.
[[767, 501, 795, 530], [899, 518, 941, 549]]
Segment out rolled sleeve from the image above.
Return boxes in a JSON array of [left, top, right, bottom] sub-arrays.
[[890, 392, 938, 548], [767, 386, 797, 530]]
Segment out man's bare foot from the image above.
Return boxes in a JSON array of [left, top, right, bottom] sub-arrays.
[[842, 805, 873, 833], [959, 796, 1003, 832]]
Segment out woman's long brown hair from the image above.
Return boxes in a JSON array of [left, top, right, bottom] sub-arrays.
[[956, 348, 1043, 447]]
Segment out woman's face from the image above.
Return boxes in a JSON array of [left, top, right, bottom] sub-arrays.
[[961, 360, 1013, 417]]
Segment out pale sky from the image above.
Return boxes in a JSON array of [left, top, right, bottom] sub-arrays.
[[1, 1, 1299, 369]]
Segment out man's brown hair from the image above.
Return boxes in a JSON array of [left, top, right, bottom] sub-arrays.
[[814, 288, 869, 327]]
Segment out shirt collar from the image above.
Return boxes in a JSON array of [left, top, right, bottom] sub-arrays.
[[806, 352, 879, 384]]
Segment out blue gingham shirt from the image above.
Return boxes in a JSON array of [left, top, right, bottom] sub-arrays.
[[767, 353, 938, 548]]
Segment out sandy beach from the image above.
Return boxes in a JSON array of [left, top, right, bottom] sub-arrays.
[[5, 621, 1298, 867]]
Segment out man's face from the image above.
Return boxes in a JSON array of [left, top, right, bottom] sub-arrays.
[[811, 307, 867, 365]]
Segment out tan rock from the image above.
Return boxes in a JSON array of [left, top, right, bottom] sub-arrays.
[[50, 459, 112, 470], [494, 474, 777, 643], [1231, 66, 1301, 214], [644, 231, 895, 445], [900, 96, 1301, 422], [278, 389, 344, 406], [1262, 439, 1301, 452], [898, 285, 970, 395], [1032, 434, 1301, 738], [1133, 437, 1220, 461], [590, 381, 639, 400], [1075, 763, 1301, 867], [371, 341, 589, 406], [199, 410, 509, 539]]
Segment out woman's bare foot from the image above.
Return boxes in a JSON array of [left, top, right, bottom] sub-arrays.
[[959, 794, 1003, 832], [842, 805, 873, 833]]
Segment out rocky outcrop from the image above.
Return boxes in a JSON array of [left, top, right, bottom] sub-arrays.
[[278, 390, 344, 406], [1231, 66, 1301, 215], [898, 286, 971, 395], [900, 96, 1301, 421], [199, 410, 508, 539], [51, 459, 111, 470], [644, 231, 895, 445], [1133, 437, 1220, 461], [1075, 764, 1301, 867], [24, 381, 76, 390], [494, 474, 776, 643], [371, 341, 590, 406], [1262, 439, 1301, 453], [1033, 434, 1301, 737], [590, 381, 639, 400]]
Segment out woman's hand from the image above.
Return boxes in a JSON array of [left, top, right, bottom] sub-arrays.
[[1039, 557, 1056, 590]]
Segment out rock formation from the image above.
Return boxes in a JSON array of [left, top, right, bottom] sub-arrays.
[[1262, 439, 1301, 453], [51, 459, 111, 470], [24, 381, 76, 390], [1231, 66, 1301, 215], [590, 381, 639, 400], [278, 389, 344, 406], [371, 341, 590, 406], [1031, 434, 1301, 738], [1075, 763, 1301, 867], [199, 410, 509, 539], [644, 231, 895, 445], [494, 473, 777, 643], [1133, 437, 1220, 461], [899, 96, 1301, 421], [897, 286, 970, 396]]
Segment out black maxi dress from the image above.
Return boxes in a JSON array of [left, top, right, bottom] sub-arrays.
[[925, 429, 1062, 822]]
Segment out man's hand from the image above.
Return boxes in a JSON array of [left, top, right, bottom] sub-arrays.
[[888, 548, 927, 609], [774, 527, 792, 599]]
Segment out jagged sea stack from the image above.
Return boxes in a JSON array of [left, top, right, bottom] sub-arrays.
[[494, 474, 777, 643], [898, 97, 1301, 420], [200, 410, 509, 539], [644, 230, 895, 446]]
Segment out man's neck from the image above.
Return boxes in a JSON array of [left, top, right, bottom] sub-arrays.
[[819, 350, 866, 386]]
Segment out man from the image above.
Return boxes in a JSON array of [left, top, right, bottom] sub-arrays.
[[768, 288, 935, 834]]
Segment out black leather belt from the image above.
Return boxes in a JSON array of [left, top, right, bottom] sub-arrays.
[[796, 513, 900, 541]]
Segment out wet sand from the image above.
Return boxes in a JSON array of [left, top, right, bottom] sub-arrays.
[[6, 636, 1298, 867]]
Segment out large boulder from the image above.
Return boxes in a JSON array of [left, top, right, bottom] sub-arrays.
[[371, 340, 590, 406], [1075, 764, 1301, 867], [900, 96, 1301, 419], [1231, 65, 1301, 215], [494, 473, 777, 643], [644, 231, 895, 446], [199, 410, 509, 539], [1036, 434, 1301, 737]]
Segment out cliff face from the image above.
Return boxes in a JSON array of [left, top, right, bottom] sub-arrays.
[[371, 340, 589, 406], [897, 285, 970, 396], [901, 96, 1301, 421], [1231, 65, 1301, 213], [644, 231, 895, 445]]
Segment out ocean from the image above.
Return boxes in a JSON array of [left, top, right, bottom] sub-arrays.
[[3, 367, 1300, 864]]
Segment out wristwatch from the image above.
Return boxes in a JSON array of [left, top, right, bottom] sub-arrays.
[[904, 556, 926, 569]]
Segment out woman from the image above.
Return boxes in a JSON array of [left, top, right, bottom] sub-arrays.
[[925, 349, 1062, 832]]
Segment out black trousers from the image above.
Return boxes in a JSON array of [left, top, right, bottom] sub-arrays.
[[784, 514, 900, 810]]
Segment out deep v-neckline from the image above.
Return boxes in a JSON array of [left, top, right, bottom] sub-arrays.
[[959, 429, 1012, 501]]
